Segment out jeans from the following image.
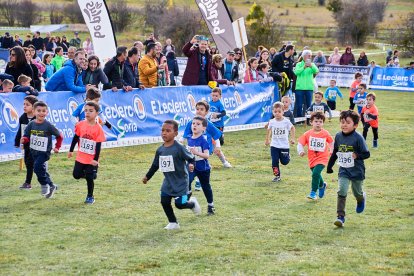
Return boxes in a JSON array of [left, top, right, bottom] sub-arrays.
[[294, 90, 313, 117], [24, 147, 34, 184], [337, 177, 364, 216], [33, 152, 53, 186]]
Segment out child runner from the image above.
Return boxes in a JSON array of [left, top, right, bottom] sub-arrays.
[[349, 72, 363, 110], [306, 91, 332, 124], [21, 101, 63, 198], [327, 110, 370, 227], [353, 83, 368, 114], [143, 120, 201, 230], [297, 112, 333, 200], [361, 93, 379, 148], [68, 102, 106, 204], [14, 95, 38, 190], [208, 87, 226, 145], [324, 79, 343, 110], [187, 116, 215, 215], [281, 96, 295, 125], [265, 102, 295, 182]]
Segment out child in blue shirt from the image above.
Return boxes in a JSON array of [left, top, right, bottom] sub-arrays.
[[353, 83, 368, 114], [42, 53, 55, 83], [208, 87, 226, 145], [187, 116, 215, 215], [324, 79, 343, 110]]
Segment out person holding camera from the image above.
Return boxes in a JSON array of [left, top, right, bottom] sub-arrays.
[[182, 35, 212, 86]]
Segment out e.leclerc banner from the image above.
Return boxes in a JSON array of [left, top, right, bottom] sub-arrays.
[[77, 0, 117, 62], [0, 83, 277, 162], [315, 65, 372, 88], [369, 67, 414, 92]]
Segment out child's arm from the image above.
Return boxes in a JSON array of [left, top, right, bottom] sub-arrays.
[[265, 127, 271, 146], [67, 134, 79, 158], [143, 150, 160, 184], [324, 88, 329, 100], [297, 142, 305, 157], [355, 137, 370, 160], [91, 142, 102, 166], [189, 148, 209, 159], [53, 133, 64, 153], [336, 87, 343, 99], [20, 122, 31, 144], [325, 103, 332, 119], [326, 147, 338, 173], [289, 126, 296, 144], [14, 116, 23, 147]]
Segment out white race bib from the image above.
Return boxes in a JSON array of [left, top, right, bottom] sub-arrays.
[[30, 135, 48, 152], [209, 112, 221, 123], [159, 155, 175, 172], [363, 113, 372, 122], [328, 90, 337, 98], [188, 146, 204, 161], [272, 127, 287, 140], [309, 136, 326, 152], [357, 99, 367, 107], [79, 138, 96, 155], [337, 152, 354, 168], [313, 106, 325, 113]]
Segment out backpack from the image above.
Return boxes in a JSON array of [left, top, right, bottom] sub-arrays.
[[278, 72, 290, 97]]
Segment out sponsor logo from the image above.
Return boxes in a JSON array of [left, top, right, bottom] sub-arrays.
[[186, 93, 197, 114], [1, 100, 19, 132], [133, 95, 146, 121], [197, 0, 225, 35]]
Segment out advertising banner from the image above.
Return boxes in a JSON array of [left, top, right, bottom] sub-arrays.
[[369, 67, 414, 92], [0, 82, 278, 162], [315, 65, 372, 88], [0, 49, 9, 72]]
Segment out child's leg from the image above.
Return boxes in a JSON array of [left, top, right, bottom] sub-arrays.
[[372, 127, 378, 147], [362, 123, 370, 140], [270, 146, 280, 176], [279, 149, 291, 168], [160, 194, 177, 223], [215, 148, 230, 165], [197, 170, 213, 205], [188, 171, 196, 197], [327, 100, 336, 110], [350, 179, 364, 202], [337, 177, 350, 216], [24, 148, 34, 184], [349, 97, 355, 110], [310, 164, 325, 192], [174, 195, 195, 210], [73, 161, 86, 179], [84, 165, 98, 198], [33, 153, 52, 186], [216, 126, 224, 145]]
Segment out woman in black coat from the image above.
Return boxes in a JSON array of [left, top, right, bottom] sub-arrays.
[[357, 51, 369, 66], [5, 46, 34, 87]]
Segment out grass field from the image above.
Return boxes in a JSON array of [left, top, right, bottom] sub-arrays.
[[1, 89, 413, 274]]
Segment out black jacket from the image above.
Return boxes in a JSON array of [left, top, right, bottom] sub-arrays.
[[5, 63, 34, 87], [83, 68, 109, 86], [103, 57, 125, 90], [123, 58, 140, 88], [271, 51, 294, 80], [0, 35, 14, 49]]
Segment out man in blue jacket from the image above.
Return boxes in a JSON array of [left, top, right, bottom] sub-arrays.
[[46, 51, 91, 93]]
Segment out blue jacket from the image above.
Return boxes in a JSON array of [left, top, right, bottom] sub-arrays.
[[45, 60, 85, 93]]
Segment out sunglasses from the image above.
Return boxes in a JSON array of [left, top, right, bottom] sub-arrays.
[[10, 53, 16, 56], [236, 52, 242, 55]]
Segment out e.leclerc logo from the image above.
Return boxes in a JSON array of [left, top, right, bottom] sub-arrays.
[[1, 100, 19, 132], [133, 95, 146, 121], [67, 97, 79, 124], [186, 93, 197, 114]]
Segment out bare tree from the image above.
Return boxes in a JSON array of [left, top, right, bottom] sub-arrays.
[[142, 0, 166, 37], [49, 3, 65, 24], [109, 2, 134, 32], [66, 2, 84, 24], [16, 0, 39, 27], [393, 13, 414, 55], [0, 0, 19, 26]]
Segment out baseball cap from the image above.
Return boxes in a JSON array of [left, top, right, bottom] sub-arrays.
[[74, 31, 79, 35], [227, 50, 235, 55], [5, 32, 10, 36]]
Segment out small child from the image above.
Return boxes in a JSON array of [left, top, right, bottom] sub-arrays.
[[265, 102, 295, 182], [14, 95, 38, 190], [353, 83, 368, 114], [0, 79, 14, 93], [13, 75, 39, 96], [281, 95, 295, 125], [327, 110, 370, 227], [297, 112, 333, 200], [306, 91, 332, 124], [187, 116, 215, 215], [361, 93, 379, 148], [244, 57, 259, 83], [208, 87, 226, 145], [72, 87, 102, 122], [68, 102, 106, 204], [324, 79, 343, 110], [20, 101, 63, 198], [42, 53, 55, 83], [143, 120, 201, 230], [349, 72, 363, 110], [51, 47, 65, 71], [257, 63, 273, 82]]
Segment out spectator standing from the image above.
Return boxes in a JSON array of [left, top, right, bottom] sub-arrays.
[[134, 41, 144, 59], [23, 47, 41, 91], [340, 46, 355, 65], [138, 43, 160, 88], [357, 51, 369, 66], [23, 34, 32, 48], [258, 48, 272, 67], [222, 50, 239, 82], [210, 54, 232, 85], [269, 47, 277, 61], [51, 47, 65, 72], [162, 38, 175, 55], [210, 46, 219, 55], [233, 47, 244, 83], [0, 32, 14, 49], [82, 37, 94, 56], [328, 47, 341, 65], [385, 50, 392, 64], [166, 51, 179, 86], [255, 45, 264, 58], [45, 36, 57, 52], [67, 47, 77, 60], [13, 35, 22, 47], [155, 42, 170, 86], [123, 47, 144, 89], [103, 46, 132, 92], [244, 57, 259, 83], [59, 36, 69, 53], [181, 35, 212, 86], [31, 32, 44, 51], [69, 32, 81, 49], [42, 53, 55, 82], [43, 32, 51, 50], [313, 50, 327, 67], [271, 44, 295, 84], [5, 46, 34, 87], [392, 50, 400, 67], [82, 55, 109, 87]]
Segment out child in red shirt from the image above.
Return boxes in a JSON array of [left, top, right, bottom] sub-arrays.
[[349, 72, 363, 110], [297, 112, 334, 200], [361, 93, 379, 148], [68, 102, 106, 204]]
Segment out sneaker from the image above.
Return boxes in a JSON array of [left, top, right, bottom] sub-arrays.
[[207, 205, 215, 215], [318, 182, 327, 198], [19, 183, 32, 190], [356, 192, 366, 213], [307, 191, 317, 200], [164, 222, 180, 230], [45, 185, 58, 198], [272, 176, 281, 182], [223, 161, 232, 168], [373, 140, 378, 148], [334, 216, 345, 227], [189, 197, 201, 215], [84, 196, 95, 204], [194, 180, 202, 191], [40, 185, 50, 196]]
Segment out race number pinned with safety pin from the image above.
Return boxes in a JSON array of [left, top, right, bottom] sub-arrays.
[[79, 138, 96, 155], [337, 152, 354, 168], [30, 135, 48, 152], [313, 106, 324, 113], [309, 136, 326, 152], [272, 128, 287, 140], [159, 155, 175, 172]]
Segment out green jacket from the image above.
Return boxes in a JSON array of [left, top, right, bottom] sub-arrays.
[[51, 55, 65, 72], [294, 60, 319, 91]]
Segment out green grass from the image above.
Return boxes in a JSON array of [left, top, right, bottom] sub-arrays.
[[1, 89, 414, 274]]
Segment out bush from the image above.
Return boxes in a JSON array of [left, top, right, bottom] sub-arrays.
[[109, 2, 134, 33], [393, 13, 414, 55], [16, 0, 40, 27], [66, 2, 84, 24], [49, 3, 65, 24]]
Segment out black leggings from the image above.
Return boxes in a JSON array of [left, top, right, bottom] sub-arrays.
[[349, 97, 355, 110], [363, 124, 378, 140], [160, 194, 194, 223], [73, 161, 98, 197], [24, 147, 34, 184]]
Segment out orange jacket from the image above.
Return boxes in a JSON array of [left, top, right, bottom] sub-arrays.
[[138, 55, 158, 88]]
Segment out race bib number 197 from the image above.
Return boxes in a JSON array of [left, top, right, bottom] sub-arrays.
[[159, 155, 175, 172], [337, 152, 354, 168]]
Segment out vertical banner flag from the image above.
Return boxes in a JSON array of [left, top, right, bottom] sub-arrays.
[[195, 0, 237, 54], [77, 0, 117, 62]]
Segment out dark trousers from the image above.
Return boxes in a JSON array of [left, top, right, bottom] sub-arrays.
[[363, 124, 379, 141], [270, 147, 290, 176], [73, 161, 98, 197], [189, 169, 213, 204], [295, 90, 313, 117], [160, 193, 194, 223], [24, 147, 34, 184], [349, 97, 355, 110], [33, 152, 53, 186], [214, 126, 224, 145], [327, 100, 336, 110]]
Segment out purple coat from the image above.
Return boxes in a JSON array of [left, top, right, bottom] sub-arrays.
[[181, 42, 212, 85]]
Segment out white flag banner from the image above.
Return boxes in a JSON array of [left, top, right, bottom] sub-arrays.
[[232, 17, 248, 48], [77, 0, 117, 62]]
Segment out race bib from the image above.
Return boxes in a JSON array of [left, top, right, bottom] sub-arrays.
[[188, 146, 204, 161], [272, 127, 287, 140], [357, 99, 367, 107], [79, 138, 96, 155], [159, 155, 175, 172], [337, 152, 354, 168], [364, 113, 372, 122], [309, 136, 326, 152], [209, 112, 221, 123], [30, 135, 48, 152], [328, 90, 337, 98], [313, 106, 325, 113]]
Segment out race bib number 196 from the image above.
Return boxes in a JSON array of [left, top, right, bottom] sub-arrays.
[[337, 152, 354, 168], [30, 135, 48, 152], [159, 155, 175, 172], [309, 137, 326, 152]]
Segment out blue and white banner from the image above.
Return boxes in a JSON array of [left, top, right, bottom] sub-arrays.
[[0, 49, 9, 72], [315, 65, 372, 88], [369, 67, 414, 92], [0, 82, 278, 162]]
